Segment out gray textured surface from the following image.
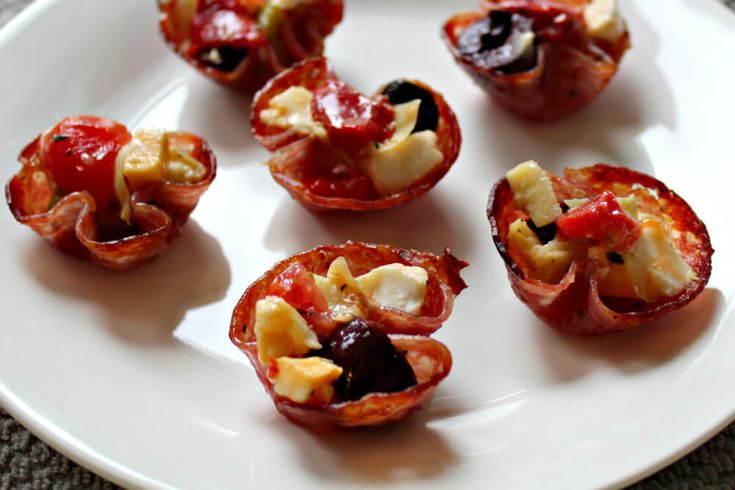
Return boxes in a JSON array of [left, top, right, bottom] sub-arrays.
[[1, 0, 734, 488]]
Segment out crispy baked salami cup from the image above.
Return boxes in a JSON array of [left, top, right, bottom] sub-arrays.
[[251, 57, 462, 212], [487, 162, 713, 335], [443, 0, 630, 122], [229, 242, 468, 427], [6, 116, 216, 269], [158, 0, 343, 93]]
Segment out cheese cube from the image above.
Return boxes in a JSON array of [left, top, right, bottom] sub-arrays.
[[361, 130, 443, 195], [313, 257, 365, 322], [119, 128, 168, 190], [259, 86, 327, 138], [506, 161, 562, 227], [381, 100, 420, 147], [584, 0, 624, 40], [356, 263, 428, 314], [270, 356, 343, 404], [254, 296, 321, 365], [508, 219, 582, 284]]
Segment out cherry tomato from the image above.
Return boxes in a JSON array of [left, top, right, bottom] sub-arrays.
[[311, 79, 394, 153], [40, 116, 132, 213], [556, 190, 640, 251], [267, 262, 329, 313], [190, 7, 265, 50]]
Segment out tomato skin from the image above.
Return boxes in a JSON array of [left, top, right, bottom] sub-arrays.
[[311, 79, 394, 154], [190, 7, 265, 50], [556, 190, 640, 251], [40, 116, 132, 213], [267, 262, 329, 313]]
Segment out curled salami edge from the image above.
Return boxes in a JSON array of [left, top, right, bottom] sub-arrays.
[[487, 164, 713, 335], [251, 57, 462, 212], [6, 131, 216, 269], [229, 241, 468, 426]]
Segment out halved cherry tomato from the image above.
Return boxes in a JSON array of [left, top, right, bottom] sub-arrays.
[[556, 190, 640, 251], [311, 79, 394, 154], [40, 116, 132, 213]]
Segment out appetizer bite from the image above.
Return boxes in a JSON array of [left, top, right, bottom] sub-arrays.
[[443, 0, 630, 121], [230, 242, 467, 426], [487, 161, 712, 335], [251, 57, 462, 211], [158, 0, 343, 92], [6, 116, 216, 269]]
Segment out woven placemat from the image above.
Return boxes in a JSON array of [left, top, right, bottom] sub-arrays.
[[1, 1, 734, 488]]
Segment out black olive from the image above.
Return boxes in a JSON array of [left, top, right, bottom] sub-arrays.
[[526, 219, 557, 245], [381, 80, 439, 133], [198, 47, 248, 72], [456, 11, 537, 75], [320, 318, 417, 401]]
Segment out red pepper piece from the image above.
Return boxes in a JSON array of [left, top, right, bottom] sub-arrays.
[[556, 190, 640, 251], [311, 79, 394, 154]]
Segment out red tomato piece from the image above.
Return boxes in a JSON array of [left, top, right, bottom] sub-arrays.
[[190, 7, 265, 50], [556, 190, 640, 251], [40, 116, 132, 213], [311, 79, 395, 153], [267, 262, 329, 313]]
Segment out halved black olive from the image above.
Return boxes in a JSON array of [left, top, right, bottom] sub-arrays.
[[381, 80, 439, 133], [456, 11, 537, 75], [319, 318, 416, 401], [197, 46, 248, 72], [526, 218, 557, 244]]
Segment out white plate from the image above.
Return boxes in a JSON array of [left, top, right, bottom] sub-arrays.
[[1, 0, 734, 488]]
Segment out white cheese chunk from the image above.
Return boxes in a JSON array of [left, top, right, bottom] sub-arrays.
[[259, 86, 327, 138], [356, 263, 428, 314], [269, 356, 342, 404], [312, 257, 365, 322], [506, 161, 562, 227], [361, 130, 443, 196], [584, 0, 624, 40], [508, 218, 584, 284], [114, 127, 206, 223], [254, 296, 321, 365], [381, 100, 420, 148], [593, 218, 695, 302]]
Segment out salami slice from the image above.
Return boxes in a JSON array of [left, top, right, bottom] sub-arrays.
[[158, 0, 343, 92], [487, 163, 713, 335], [6, 116, 216, 269], [229, 242, 468, 426], [443, 0, 630, 121], [251, 57, 462, 212]]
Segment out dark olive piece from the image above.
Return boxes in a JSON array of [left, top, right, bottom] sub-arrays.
[[526, 219, 557, 245], [321, 318, 417, 401], [381, 80, 439, 133], [606, 251, 625, 264], [456, 11, 537, 75], [198, 47, 248, 72]]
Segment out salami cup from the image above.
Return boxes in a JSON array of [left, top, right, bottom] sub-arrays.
[[229, 242, 468, 427], [251, 57, 462, 212], [6, 116, 216, 269], [157, 0, 343, 92], [442, 0, 631, 122], [487, 162, 713, 335]]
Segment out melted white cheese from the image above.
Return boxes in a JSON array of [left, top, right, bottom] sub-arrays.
[[507, 160, 562, 227], [269, 356, 342, 404], [584, 0, 624, 40], [356, 263, 428, 314], [259, 86, 327, 138], [312, 257, 365, 322], [254, 296, 321, 365]]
